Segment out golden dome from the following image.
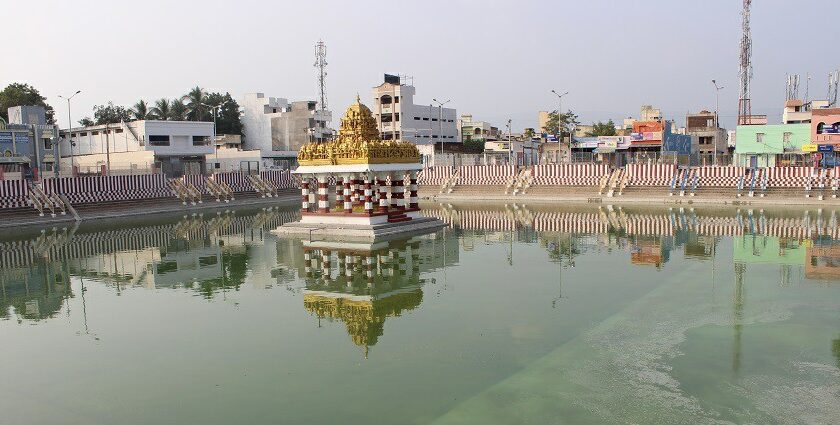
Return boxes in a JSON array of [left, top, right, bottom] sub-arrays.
[[297, 96, 420, 166]]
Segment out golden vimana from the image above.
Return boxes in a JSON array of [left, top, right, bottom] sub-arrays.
[[297, 96, 420, 166]]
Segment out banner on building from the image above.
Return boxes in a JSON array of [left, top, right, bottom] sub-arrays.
[[802, 144, 818, 152]]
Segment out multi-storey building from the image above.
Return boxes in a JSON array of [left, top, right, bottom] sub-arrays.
[[371, 74, 457, 145], [685, 110, 728, 157], [1, 106, 60, 179], [241, 93, 332, 169], [459, 114, 500, 143], [59, 120, 214, 176]]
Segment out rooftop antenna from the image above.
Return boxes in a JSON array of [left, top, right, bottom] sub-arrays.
[[314, 40, 328, 116], [785, 74, 799, 101], [828, 70, 839, 107], [737, 0, 753, 125], [804, 73, 811, 104]]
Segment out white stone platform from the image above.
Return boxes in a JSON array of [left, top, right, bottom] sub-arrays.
[[271, 217, 446, 242]]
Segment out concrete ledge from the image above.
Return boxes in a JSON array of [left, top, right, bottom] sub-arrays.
[[272, 217, 447, 243]]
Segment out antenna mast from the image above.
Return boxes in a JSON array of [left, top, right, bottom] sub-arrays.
[[829, 70, 839, 108], [737, 0, 753, 125], [314, 40, 328, 115], [785, 74, 799, 101]]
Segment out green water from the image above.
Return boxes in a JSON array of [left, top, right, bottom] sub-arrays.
[[1, 204, 839, 424]]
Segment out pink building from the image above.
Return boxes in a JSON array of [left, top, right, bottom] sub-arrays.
[[812, 108, 840, 145]]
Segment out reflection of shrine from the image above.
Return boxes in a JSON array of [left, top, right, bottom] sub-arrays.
[[299, 238, 427, 355], [630, 237, 669, 268]]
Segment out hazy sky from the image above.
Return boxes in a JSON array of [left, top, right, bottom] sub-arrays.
[[3, 0, 838, 131]]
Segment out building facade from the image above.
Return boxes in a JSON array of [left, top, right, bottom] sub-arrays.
[[685, 110, 728, 157], [371, 74, 457, 145], [459, 114, 500, 144], [241, 93, 332, 169], [59, 120, 214, 177], [1, 106, 60, 179], [735, 123, 811, 167]]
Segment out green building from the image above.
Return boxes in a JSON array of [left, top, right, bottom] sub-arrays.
[[735, 123, 811, 167]]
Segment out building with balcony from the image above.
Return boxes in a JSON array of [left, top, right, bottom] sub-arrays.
[[783, 99, 829, 124], [372, 74, 457, 145], [685, 110, 728, 157], [459, 114, 500, 144], [59, 120, 214, 177], [1, 106, 60, 179], [241, 93, 332, 169]]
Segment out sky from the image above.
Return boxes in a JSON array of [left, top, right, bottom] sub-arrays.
[[2, 0, 838, 131]]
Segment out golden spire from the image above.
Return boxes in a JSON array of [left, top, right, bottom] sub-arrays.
[[297, 97, 420, 165]]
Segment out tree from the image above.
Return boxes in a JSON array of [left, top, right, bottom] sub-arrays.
[[78, 117, 95, 127], [149, 98, 171, 120], [204, 92, 242, 135], [0, 83, 55, 124], [586, 120, 617, 137], [544, 109, 580, 142], [168, 99, 188, 121], [91, 101, 133, 125], [524, 128, 536, 140], [132, 99, 151, 120], [183, 86, 209, 121]]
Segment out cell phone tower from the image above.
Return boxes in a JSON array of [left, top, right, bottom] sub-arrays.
[[314, 40, 328, 115], [737, 0, 753, 125], [829, 69, 839, 107]]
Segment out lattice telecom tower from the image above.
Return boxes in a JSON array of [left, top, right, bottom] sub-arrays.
[[314, 40, 328, 115], [737, 0, 753, 125]]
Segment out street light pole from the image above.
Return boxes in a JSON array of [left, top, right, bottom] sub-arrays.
[[202, 101, 229, 173], [507, 119, 512, 165], [432, 98, 451, 157], [712, 80, 724, 166], [59, 90, 81, 175], [551, 90, 569, 161]]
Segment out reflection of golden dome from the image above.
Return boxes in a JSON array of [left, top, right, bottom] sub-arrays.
[[297, 96, 420, 166], [303, 289, 423, 351]]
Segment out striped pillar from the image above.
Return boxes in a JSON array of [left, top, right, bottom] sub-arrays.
[[365, 255, 374, 288], [363, 177, 373, 215], [317, 176, 329, 213], [352, 179, 361, 204], [335, 177, 343, 211], [321, 250, 331, 282], [377, 177, 389, 213], [300, 178, 310, 213], [390, 175, 403, 210], [408, 171, 418, 209], [343, 178, 352, 214]]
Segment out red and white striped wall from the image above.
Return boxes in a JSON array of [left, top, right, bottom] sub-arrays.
[[418, 166, 454, 186], [764, 166, 813, 188], [625, 164, 676, 187], [42, 174, 171, 204], [0, 179, 29, 208], [531, 164, 610, 186], [695, 166, 746, 187], [457, 165, 516, 185]]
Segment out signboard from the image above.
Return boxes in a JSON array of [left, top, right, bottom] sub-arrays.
[[822, 123, 840, 134], [818, 144, 834, 153], [0, 132, 12, 144], [41, 128, 54, 138], [598, 136, 631, 150], [14, 133, 30, 144], [802, 144, 818, 152]]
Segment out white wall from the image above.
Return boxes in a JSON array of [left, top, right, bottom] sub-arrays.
[[241, 93, 289, 155]]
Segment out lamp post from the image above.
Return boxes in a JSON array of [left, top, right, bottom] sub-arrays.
[[201, 101, 230, 171], [59, 90, 81, 175], [712, 80, 724, 166], [507, 119, 512, 165], [432, 98, 451, 156], [551, 90, 569, 161]]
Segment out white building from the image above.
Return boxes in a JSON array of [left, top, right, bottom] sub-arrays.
[[371, 74, 458, 145], [241, 93, 332, 169], [59, 120, 214, 176]]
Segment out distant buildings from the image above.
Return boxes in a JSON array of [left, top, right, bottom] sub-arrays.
[[59, 120, 214, 176], [372, 74, 457, 145], [241, 93, 332, 169], [459, 114, 500, 143], [0, 106, 60, 179]]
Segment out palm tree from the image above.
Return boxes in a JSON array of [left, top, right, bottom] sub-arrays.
[[182, 86, 208, 121], [168, 99, 188, 121], [132, 99, 150, 120], [150, 98, 171, 121]]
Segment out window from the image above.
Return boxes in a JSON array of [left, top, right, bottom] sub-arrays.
[[756, 133, 765, 144], [422, 117, 429, 121], [432, 118, 438, 122], [91, 131, 99, 135], [214, 163, 220, 169], [115, 128, 123, 134], [273, 108, 277, 113], [149, 135, 170, 146], [193, 136, 209, 146], [816, 122, 825, 134], [783, 132, 791, 145], [414, 116, 420, 120], [394, 96, 399, 103], [395, 113, 400, 122], [43, 139, 53, 150]]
